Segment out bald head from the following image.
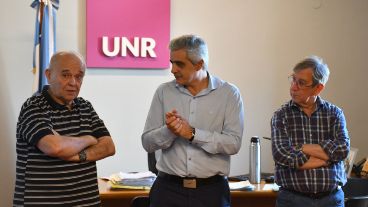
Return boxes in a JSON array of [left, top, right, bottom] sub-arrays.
[[48, 51, 86, 72]]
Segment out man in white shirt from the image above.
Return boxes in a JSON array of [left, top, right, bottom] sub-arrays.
[[142, 34, 244, 207]]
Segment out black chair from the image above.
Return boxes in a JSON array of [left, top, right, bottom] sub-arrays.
[[130, 196, 150, 207], [148, 152, 158, 175], [345, 198, 368, 207], [343, 178, 368, 207]]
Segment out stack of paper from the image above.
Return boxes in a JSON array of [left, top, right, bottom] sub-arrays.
[[109, 171, 156, 190], [229, 180, 255, 191]]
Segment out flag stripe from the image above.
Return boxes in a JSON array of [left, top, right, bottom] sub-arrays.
[[32, 0, 59, 93]]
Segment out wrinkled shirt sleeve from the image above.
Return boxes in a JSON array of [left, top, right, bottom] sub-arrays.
[[141, 86, 177, 153], [320, 109, 350, 162], [193, 87, 244, 155], [271, 110, 309, 169]]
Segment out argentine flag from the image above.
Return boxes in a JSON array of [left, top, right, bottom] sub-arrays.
[[31, 0, 59, 93]]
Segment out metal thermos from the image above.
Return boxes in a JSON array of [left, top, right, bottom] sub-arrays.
[[250, 136, 261, 183]]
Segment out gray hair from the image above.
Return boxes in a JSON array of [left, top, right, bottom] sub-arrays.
[[293, 55, 330, 85], [169, 34, 209, 70]]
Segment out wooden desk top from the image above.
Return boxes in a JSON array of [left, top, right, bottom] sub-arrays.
[[99, 179, 277, 207], [98, 179, 149, 199], [98, 178, 277, 199]]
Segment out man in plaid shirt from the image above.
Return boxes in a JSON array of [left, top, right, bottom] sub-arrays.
[[271, 56, 350, 207]]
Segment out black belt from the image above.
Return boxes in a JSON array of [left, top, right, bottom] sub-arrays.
[[280, 187, 340, 199], [157, 171, 224, 189]]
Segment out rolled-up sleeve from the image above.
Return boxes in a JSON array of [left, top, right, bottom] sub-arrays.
[[320, 110, 350, 162]]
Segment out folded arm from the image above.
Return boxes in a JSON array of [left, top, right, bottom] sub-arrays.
[[37, 133, 97, 160], [83, 136, 115, 161], [66, 136, 116, 162], [272, 108, 350, 170], [319, 111, 350, 162], [38, 129, 115, 162], [271, 113, 309, 169], [300, 110, 350, 168], [298, 156, 328, 170], [301, 144, 329, 161]]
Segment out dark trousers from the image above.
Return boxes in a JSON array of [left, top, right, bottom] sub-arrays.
[[276, 188, 344, 207], [149, 176, 231, 207]]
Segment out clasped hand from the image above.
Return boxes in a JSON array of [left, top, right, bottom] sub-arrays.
[[165, 109, 192, 140]]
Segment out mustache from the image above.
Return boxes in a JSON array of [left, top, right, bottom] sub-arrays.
[[173, 73, 182, 78]]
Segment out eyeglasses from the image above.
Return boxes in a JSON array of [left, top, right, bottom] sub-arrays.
[[288, 75, 315, 89]]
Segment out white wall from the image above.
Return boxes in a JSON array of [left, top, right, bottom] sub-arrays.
[[1, 0, 368, 206]]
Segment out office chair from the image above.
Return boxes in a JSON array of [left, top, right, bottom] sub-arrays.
[[343, 177, 368, 207], [130, 196, 150, 207], [345, 198, 368, 207], [148, 152, 158, 175]]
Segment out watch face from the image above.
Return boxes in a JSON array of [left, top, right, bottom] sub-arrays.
[[79, 150, 87, 162]]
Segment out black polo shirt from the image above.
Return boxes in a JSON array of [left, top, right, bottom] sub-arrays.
[[14, 86, 110, 206]]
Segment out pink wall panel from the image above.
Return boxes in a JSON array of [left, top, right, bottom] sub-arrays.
[[86, 0, 170, 69]]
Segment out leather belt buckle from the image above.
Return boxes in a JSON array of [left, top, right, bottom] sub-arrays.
[[183, 179, 196, 188]]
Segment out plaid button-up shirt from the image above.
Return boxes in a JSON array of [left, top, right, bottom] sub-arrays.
[[271, 97, 350, 193]]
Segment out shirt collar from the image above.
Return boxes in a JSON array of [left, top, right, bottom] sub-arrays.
[[289, 96, 326, 110], [41, 85, 80, 109], [207, 72, 222, 91], [175, 72, 222, 95]]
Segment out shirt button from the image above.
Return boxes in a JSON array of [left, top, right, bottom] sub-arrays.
[[188, 158, 191, 160]]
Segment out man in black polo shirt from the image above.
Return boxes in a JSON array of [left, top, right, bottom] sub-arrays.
[[13, 51, 115, 206]]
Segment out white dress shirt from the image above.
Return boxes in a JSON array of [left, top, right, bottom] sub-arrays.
[[142, 74, 244, 178]]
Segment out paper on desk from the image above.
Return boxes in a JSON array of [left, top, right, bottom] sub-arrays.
[[229, 180, 255, 191], [109, 181, 151, 190], [109, 171, 156, 188], [109, 171, 156, 182], [118, 171, 156, 180], [262, 183, 280, 191]]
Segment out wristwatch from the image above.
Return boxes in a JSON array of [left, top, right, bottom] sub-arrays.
[[78, 150, 87, 162], [189, 127, 195, 142]]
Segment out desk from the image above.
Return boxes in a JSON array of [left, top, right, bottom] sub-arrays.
[[99, 179, 277, 207]]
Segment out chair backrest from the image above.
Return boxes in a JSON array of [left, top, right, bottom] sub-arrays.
[[130, 196, 150, 207], [345, 197, 368, 207], [343, 178, 368, 207], [148, 152, 158, 175]]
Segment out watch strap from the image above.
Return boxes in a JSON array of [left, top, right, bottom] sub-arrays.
[[189, 127, 195, 142], [78, 150, 87, 162]]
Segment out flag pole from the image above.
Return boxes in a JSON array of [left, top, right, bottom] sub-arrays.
[[39, 1, 44, 35], [38, 0, 45, 92]]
